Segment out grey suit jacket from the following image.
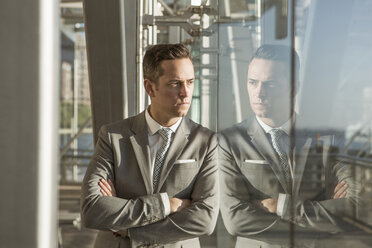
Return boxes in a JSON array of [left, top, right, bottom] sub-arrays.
[[219, 117, 359, 248], [81, 111, 219, 248]]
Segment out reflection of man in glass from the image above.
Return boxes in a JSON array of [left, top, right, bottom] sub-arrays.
[[219, 44, 358, 247]]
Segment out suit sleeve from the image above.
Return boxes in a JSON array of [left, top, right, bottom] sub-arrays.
[[80, 126, 167, 231], [128, 134, 219, 246], [279, 153, 360, 232], [219, 132, 360, 239]]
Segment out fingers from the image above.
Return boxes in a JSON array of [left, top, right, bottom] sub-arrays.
[[99, 178, 113, 196], [338, 190, 347, 198], [251, 199, 277, 213], [169, 198, 192, 213], [169, 198, 183, 213], [334, 185, 348, 198], [333, 181, 345, 193], [100, 189, 108, 196], [108, 179, 116, 195], [333, 181, 348, 199], [260, 198, 278, 213]]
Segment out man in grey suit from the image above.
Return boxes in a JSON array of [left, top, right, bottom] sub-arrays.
[[81, 43, 219, 247], [219, 44, 359, 247]]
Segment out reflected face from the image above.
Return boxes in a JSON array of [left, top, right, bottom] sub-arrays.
[[147, 58, 194, 125], [247, 58, 292, 124]]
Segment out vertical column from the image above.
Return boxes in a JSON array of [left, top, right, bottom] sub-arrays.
[[83, 0, 137, 143], [0, 0, 59, 247]]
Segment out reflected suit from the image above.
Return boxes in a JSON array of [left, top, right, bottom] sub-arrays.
[[219, 117, 359, 248], [81, 111, 219, 248]]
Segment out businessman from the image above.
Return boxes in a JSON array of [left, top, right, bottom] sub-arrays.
[[219, 44, 359, 247], [81, 43, 219, 247]]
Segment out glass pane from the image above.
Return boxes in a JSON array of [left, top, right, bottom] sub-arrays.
[[59, 3, 96, 247], [296, 0, 372, 246], [138, 0, 219, 130], [218, 0, 372, 247], [75, 0, 372, 247], [136, 0, 219, 247]]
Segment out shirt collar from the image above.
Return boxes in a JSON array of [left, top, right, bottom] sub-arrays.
[[256, 116, 292, 135], [145, 107, 182, 135]]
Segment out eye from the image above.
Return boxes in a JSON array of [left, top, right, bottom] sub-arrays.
[[266, 83, 277, 88], [169, 81, 181, 87], [248, 80, 258, 86]]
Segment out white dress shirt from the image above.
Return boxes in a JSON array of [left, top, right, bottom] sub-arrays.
[[145, 108, 182, 216]]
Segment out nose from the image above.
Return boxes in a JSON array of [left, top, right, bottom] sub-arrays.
[[255, 82, 266, 97], [179, 81, 191, 97]]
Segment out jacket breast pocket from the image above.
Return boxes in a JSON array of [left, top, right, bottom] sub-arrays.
[[174, 159, 198, 167], [239, 161, 265, 184], [239, 160, 280, 196], [165, 160, 199, 197]]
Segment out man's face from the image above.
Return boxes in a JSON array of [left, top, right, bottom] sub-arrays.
[[247, 58, 292, 124], [147, 58, 194, 124]]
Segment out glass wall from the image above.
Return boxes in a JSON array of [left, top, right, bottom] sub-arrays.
[[59, 2, 96, 247], [137, 0, 219, 130], [136, 0, 372, 247], [60, 0, 372, 247], [217, 0, 372, 247]]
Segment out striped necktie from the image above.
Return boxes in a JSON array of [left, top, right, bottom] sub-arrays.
[[153, 128, 172, 191], [269, 128, 291, 182]]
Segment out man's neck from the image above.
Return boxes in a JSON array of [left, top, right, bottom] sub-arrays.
[[149, 107, 181, 127], [258, 117, 284, 128], [158, 117, 181, 127], [258, 114, 294, 128]]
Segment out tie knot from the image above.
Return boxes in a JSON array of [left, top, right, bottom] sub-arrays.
[[269, 128, 286, 139], [158, 128, 172, 141]]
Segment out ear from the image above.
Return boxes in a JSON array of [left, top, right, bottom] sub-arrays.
[[144, 79, 156, 97]]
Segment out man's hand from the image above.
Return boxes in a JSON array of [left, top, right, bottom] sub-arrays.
[[99, 178, 117, 197], [332, 181, 348, 199], [99, 179, 191, 213], [253, 198, 278, 214], [169, 198, 191, 213]]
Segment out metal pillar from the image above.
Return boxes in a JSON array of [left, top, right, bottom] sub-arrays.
[[0, 0, 59, 247], [83, 0, 137, 143]]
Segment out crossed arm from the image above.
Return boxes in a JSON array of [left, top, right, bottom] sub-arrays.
[[94, 145, 219, 246], [255, 181, 348, 214], [81, 126, 219, 246], [99, 179, 191, 214], [219, 134, 358, 238], [81, 126, 176, 231]]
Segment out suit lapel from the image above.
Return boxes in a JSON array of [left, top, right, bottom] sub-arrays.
[[129, 112, 153, 194], [247, 118, 291, 193], [156, 118, 191, 192]]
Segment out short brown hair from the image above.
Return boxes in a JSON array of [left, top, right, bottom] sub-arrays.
[[143, 43, 191, 83], [249, 44, 300, 81]]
